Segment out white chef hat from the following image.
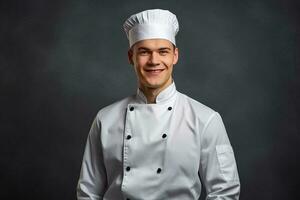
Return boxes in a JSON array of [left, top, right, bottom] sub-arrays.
[[123, 9, 179, 48]]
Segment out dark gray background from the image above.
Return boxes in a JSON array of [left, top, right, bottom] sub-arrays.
[[1, 0, 299, 199]]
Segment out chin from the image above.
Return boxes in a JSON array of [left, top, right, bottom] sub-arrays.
[[146, 83, 161, 89], [143, 81, 163, 89], [143, 77, 172, 89]]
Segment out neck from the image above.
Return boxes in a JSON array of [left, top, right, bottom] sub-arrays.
[[139, 78, 173, 104]]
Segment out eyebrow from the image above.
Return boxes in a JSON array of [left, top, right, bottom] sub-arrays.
[[137, 47, 172, 51]]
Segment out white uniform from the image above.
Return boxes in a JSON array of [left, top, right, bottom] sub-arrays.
[[77, 82, 240, 200]]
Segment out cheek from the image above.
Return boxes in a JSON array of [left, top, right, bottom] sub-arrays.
[[134, 64, 145, 78], [162, 57, 175, 68], [135, 58, 148, 70]]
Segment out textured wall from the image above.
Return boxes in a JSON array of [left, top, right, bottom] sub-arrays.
[[1, 0, 299, 199]]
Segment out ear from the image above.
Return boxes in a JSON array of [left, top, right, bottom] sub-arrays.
[[173, 47, 179, 65], [128, 49, 134, 65]]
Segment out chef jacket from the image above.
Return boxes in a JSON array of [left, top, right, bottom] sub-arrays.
[[77, 82, 240, 200]]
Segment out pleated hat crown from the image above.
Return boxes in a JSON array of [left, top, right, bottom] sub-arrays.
[[123, 9, 179, 47]]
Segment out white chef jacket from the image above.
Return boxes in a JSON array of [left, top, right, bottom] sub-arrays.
[[77, 82, 240, 200]]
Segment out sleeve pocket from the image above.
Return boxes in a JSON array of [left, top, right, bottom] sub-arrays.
[[216, 145, 238, 181]]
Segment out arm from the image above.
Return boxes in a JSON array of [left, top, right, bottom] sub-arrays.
[[77, 116, 108, 200], [199, 112, 240, 200]]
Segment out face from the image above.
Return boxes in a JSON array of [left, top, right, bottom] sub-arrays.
[[128, 39, 179, 90]]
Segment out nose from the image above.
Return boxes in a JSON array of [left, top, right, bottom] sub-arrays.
[[148, 52, 160, 66]]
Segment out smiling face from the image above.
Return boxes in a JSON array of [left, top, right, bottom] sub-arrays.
[[128, 39, 179, 91]]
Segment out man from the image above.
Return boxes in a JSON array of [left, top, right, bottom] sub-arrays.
[[77, 9, 240, 200]]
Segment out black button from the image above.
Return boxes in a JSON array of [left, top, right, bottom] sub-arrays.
[[129, 107, 134, 111], [162, 134, 167, 138], [126, 166, 131, 171], [126, 135, 132, 140], [168, 107, 172, 111], [127, 199, 130, 200], [157, 168, 162, 174]]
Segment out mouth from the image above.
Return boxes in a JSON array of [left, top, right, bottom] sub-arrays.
[[144, 69, 165, 75]]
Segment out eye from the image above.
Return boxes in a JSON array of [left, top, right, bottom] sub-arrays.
[[139, 51, 149, 55], [159, 50, 169, 55]]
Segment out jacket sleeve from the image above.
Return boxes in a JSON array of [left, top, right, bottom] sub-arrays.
[[77, 116, 107, 200], [198, 112, 240, 200]]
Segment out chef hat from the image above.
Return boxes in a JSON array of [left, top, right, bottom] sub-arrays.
[[123, 9, 179, 48]]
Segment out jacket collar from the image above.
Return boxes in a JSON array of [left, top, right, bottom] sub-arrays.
[[136, 81, 177, 104]]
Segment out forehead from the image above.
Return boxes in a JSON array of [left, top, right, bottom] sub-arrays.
[[132, 39, 174, 50]]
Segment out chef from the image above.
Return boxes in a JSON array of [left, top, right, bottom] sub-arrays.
[[77, 9, 240, 200]]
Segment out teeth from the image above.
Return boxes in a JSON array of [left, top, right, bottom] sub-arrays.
[[147, 69, 163, 72]]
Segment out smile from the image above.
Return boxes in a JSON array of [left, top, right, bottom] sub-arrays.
[[145, 69, 165, 73]]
